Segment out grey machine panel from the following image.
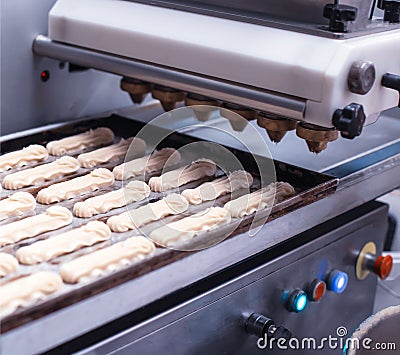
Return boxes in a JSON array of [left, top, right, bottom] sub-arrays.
[[0, 0, 130, 136], [80, 202, 388, 355]]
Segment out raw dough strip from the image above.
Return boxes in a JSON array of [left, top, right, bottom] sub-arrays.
[[0, 253, 19, 278], [149, 159, 217, 192], [182, 170, 253, 205], [0, 192, 36, 221], [0, 145, 48, 172], [0, 206, 73, 247], [150, 207, 231, 247], [16, 221, 111, 265], [107, 193, 189, 233], [0, 272, 63, 317], [113, 148, 181, 180], [224, 182, 295, 218], [73, 181, 150, 218], [2, 156, 80, 190], [77, 137, 146, 168], [59, 236, 156, 284], [37, 168, 115, 204], [46, 127, 114, 156]]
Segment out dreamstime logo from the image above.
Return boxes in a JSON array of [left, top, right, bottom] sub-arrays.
[[256, 326, 397, 352], [122, 105, 277, 251]]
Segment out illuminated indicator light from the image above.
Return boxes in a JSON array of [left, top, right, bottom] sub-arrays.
[[327, 270, 348, 294], [285, 289, 308, 313], [294, 293, 307, 312], [41, 70, 50, 82]]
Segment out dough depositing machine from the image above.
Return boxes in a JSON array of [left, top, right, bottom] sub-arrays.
[[1, 0, 399, 353]]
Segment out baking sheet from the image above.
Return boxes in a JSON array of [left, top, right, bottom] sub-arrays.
[[0, 115, 337, 332]]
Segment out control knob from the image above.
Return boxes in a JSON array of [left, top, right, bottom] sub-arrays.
[[245, 313, 292, 341]]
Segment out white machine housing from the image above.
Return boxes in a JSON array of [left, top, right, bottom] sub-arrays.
[[48, 0, 400, 128]]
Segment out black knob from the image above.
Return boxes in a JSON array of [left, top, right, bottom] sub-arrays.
[[382, 73, 400, 107], [379, 1, 400, 23], [332, 103, 366, 139], [323, 4, 358, 32], [245, 313, 292, 341]]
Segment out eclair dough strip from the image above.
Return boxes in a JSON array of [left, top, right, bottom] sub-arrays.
[[0, 145, 48, 172], [37, 168, 115, 204], [107, 193, 189, 232], [46, 127, 114, 156], [182, 170, 253, 204], [0, 206, 73, 247], [0, 192, 36, 221], [112, 148, 181, 180], [59, 236, 156, 283], [0, 272, 63, 316], [73, 181, 150, 218], [149, 207, 231, 247], [2, 156, 80, 189], [224, 182, 295, 218], [16, 221, 111, 265], [149, 159, 217, 192], [77, 137, 146, 168], [0, 253, 19, 277]]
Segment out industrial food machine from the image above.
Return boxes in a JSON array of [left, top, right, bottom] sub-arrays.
[[1, 0, 400, 354]]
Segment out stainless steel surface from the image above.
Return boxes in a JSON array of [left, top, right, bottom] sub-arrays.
[[32, 35, 306, 120], [1, 104, 399, 354], [0, 0, 129, 135], [80, 203, 387, 354]]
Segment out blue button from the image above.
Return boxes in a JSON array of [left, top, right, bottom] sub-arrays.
[[327, 270, 348, 293], [293, 292, 308, 312], [285, 289, 308, 312]]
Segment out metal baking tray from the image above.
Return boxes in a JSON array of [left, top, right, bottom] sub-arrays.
[[0, 115, 338, 332]]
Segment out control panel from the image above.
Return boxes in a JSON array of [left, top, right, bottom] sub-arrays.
[[79, 202, 389, 355]]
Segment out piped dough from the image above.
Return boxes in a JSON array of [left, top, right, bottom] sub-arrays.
[[16, 221, 111, 264], [0, 272, 63, 316], [113, 148, 181, 180], [107, 193, 189, 232], [182, 170, 253, 204], [2, 156, 80, 189], [149, 159, 217, 192], [46, 127, 114, 156], [0, 145, 48, 172], [59, 236, 156, 283], [0, 253, 19, 277], [224, 182, 295, 218], [149, 207, 231, 247], [0, 192, 36, 221], [0, 206, 73, 247], [73, 181, 150, 218], [77, 137, 146, 168], [37, 168, 115, 204]]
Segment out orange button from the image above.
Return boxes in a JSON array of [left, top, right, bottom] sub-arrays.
[[373, 255, 393, 280], [308, 279, 326, 302]]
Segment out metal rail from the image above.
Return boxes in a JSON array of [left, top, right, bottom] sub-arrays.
[[32, 35, 306, 120]]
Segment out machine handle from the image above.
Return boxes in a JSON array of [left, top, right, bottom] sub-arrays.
[[382, 73, 400, 107]]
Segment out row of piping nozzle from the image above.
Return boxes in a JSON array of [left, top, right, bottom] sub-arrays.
[[120, 77, 339, 153]]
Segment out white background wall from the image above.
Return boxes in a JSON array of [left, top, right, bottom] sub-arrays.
[[0, 0, 130, 136]]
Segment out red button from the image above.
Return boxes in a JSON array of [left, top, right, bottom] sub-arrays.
[[373, 255, 393, 280]]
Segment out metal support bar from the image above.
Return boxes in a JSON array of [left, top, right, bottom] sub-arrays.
[[32, 35, 306, 119]]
